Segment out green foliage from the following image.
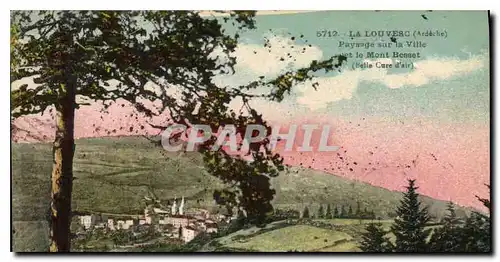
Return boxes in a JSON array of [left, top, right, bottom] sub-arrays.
[[458, 186, 491, 253], [325, 204, 332, 219], [359, 222, 394, 252], [302, 206, 310, 219], [355, 201, 361, 218], [272, 208, 300, 221], [429, 185, 490, 253], [317, 205, 325, 219], [459, 212, 490, 252], [340, 205, 347, 218], [429, 202, 463, 252], [391, 179, 431, 252], [110, 230, 135, 246]]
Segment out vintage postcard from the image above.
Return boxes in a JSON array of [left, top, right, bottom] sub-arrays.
[[11, 10, 490, 253]]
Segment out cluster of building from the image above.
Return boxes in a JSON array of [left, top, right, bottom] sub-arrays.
[[77, 196, 220, 243]]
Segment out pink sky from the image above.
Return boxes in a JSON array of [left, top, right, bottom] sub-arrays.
[[12, 99, 490, 211]]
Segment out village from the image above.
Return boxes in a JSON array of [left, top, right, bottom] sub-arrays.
[[74, 196, 227, 245]]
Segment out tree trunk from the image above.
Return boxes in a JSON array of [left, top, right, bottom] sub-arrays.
[[49, 84, 76, 252]]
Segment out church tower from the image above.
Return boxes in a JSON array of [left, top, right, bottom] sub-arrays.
[[179, 196, 185, 215], [171, 197, 177, 215]]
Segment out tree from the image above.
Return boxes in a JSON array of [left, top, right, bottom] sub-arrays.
[[340, 205, 347, 218], [429, 186, 491, 253], [11, 11, 346, 251], [429, 202, 463, 252], [317, 204, 325, 219], [272, 208, 300, 221], [348, 205, 353, 218], [302, 206, 310, 219], [333, 206, 339, 218], [355, 201, 362, 218], [459, 184, 491, 252], [359, 222, 394, 252], [442, 202, 461, 226], [460, 212, 490, 252], [363, 207, 369, 219], [326, 204, 332, 219], [475, 184, 491, 212], [391, 179, 431, 252]]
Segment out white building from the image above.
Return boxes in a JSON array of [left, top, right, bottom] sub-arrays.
[[163, 215, 190, 228], [181, 226, 200, 243], [107, 219, 115, 231], [116, 220, 129, 230], [125, 220, 134, 227], [80, 215, 96, 229]]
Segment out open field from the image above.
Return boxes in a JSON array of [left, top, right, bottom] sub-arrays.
[[225, 224, 354, 252]]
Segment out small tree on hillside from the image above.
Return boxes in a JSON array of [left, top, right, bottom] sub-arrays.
[[359, 222, 394, 252], [333, 206, 339, 218], [348, 205, 353, 218], [317, 204, 325, 219], [340, 205, 347, 218], [326, 204, 332, 219], [355, 201, 362, 218], [302, 206, 310, 219], [363, 207, 369, 219], [391, 179, 431, 252]]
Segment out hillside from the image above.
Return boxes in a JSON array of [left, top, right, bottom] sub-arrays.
[[12, 136, 476, 251], [205, 219, 441, 252]]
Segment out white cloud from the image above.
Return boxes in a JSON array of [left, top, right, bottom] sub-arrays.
[[294, 72, 359, 111], [234, 36, 323, 77], [211, 35, 324, 119], [379, 55, 487, 89], [213, 35, 323, 88], [295, 54, 487, 111]]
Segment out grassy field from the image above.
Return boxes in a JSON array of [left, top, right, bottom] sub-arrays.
[[225, 225, 353, 252], [12, 221, 50, 252], [212, 219, 441, 252], [12, 136, 474, 252], [211, 219, 369, 252]]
